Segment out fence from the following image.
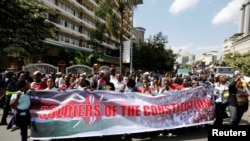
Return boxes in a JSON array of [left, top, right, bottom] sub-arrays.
[[22, 63, 115, 75], [22, 63, 59, 75]]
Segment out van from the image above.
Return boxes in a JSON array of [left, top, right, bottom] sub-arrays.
[[214, 66, 234, 79]]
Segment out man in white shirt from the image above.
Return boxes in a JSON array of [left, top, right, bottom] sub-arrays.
[[113, 73, 126, 92]]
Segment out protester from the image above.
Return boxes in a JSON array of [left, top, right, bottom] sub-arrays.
[[136, 77, 151, 94], [159, 77, 172, 94], [150, 75, 160, 95], [30, 71, 46, 90], [97, 72, 115, 91], [113, 73, 126, 92], [123, 76, 136, 92], [9, 80, 31, 141], [76, 76, 91, 90], [45, 78, 57, 90], [0, 72, 17, 125], [213, 75, 230, 125], [228, 75, 249, 125]]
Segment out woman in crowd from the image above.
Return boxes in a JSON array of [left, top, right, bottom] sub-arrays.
[[45, 77, 57, 90], [10, 80, 31, 141], [136, 77, 151, 94], [150, 75, 161, 95], [228, 75, 249, 125], [123, 76, 136, 92]]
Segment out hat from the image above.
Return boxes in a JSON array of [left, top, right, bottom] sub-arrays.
[[143, 72, 150, 76], [33, 71, 41, 76]]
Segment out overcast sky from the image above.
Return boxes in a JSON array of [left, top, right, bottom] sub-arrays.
[[134, 0, 244, 58]]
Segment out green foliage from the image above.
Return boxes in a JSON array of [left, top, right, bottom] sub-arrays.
[[224, 51, 250, 75], [94, 0, 120, 38], [0, 0, 56, 60], [94, 0, 142, 74], [133, 32, 176, 72]]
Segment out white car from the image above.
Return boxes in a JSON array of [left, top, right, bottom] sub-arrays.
[[214, 66, 234, 79]]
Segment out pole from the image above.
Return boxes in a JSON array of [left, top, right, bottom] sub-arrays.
[[232, 39, 235, 66], [130, 8, 134, 74]]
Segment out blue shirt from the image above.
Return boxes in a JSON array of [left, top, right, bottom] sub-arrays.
[[11, 91, 30, 115]]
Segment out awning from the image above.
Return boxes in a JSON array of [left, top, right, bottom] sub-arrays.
[[44, 39, 92, 53], [103, 55, 119, 64]]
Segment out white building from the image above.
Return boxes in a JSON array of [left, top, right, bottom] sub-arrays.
[[181, 51, 195, 65], [197, 51, 218, 65], [36, 0, 143, 65], [223, 0, 250, 58]]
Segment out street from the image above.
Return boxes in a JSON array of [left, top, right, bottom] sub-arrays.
[[0, 108, 249, 141]]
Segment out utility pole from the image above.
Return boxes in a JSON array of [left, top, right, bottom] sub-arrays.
[[130, 7, 134, 74]]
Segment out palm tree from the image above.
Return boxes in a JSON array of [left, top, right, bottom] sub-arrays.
[[94, 0, 142, 74]]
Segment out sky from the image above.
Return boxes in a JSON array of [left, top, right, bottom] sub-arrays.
[[133, 0, 245, 58]]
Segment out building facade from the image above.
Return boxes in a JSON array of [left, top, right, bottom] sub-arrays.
[[37, 0, 143, 66], [181, 52, 195, 65], [197, 51, 218, 65], [223, 0, 250, 58]]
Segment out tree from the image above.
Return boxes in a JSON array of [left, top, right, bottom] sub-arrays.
[[224, 51, 250, 75], [0, 0, 56, 63], [94, 0, 141, 74], [133, 32, 177, 72], [87, 23, 107, 66]]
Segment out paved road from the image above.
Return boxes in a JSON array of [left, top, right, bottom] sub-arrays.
[[0, 108, 249, 141]]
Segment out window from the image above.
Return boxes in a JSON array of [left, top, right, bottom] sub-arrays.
[[59, 19, 65, 26], [59, 34, 64, 42], [65, 37, 69, 43], [48, 0, 55, 4]]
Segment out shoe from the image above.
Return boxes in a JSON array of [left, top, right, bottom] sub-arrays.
[[10, 126, 20, 132]]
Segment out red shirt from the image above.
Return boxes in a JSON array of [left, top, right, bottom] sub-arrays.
[[171, 83, 180, 90], [137, 87, 151, 94], [31, 82, 47, 90]]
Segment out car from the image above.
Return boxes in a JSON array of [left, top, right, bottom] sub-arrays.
[[177, 68, 190, 77], [214, 66, 234, 79]]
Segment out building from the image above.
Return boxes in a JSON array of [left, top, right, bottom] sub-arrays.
[[135, 27, 146, 42], [181, 51, 195, 65], [223, 0, 250, 58], [36, 0, 143, 66], [222, 38, 234, 58], [197, 51, 218, 65]]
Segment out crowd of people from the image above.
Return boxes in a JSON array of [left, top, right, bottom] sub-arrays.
[[0, 67, 249, 141]]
